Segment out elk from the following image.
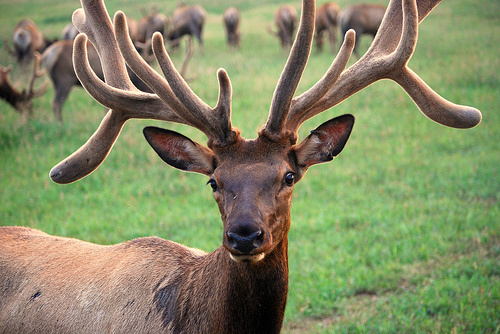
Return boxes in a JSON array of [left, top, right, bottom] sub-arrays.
[[39, 39, 103, 121], [62, 22, 79, 40], [339, 3, 387, 57], [40, 37, 191, 121], [167, 4, 206, 48], [0, 54, 48, 119], [4, 19, 55, 67], [0, 0, 482, 333], [314, 2, 340, 53], [268, 5, 298, 49], [136, 6, 169, 44], [223, 7, 241, 48]]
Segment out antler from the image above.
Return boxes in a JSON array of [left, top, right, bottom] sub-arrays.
[[0, 54, 48, 117], [49, 0, 237, 184], [282, 0, 482, 133], [263, 0, 316, 138], [50, 0, 482, 184]]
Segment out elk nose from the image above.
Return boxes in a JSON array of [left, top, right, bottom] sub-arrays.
[[226, 230, 263, 254]]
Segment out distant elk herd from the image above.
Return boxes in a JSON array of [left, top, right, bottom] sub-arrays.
[[1, 2, 386, 121]]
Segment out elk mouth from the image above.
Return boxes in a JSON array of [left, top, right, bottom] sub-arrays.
[[229, 252, 266, 263]]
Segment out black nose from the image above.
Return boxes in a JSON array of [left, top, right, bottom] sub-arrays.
[[227, 230, 263, 254]]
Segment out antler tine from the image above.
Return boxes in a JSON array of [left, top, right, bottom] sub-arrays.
[[114, 11, 236, 147], [263, 0, 315, 139], [50, 34, 185, 184], [72, 34, 184, 122], [28, 52, 49, 99], [285, 29, 355, 132], [49, 1, 187, 185], [286, 0, 482, 131], [152, 33, 236, 147], [72, 0, 132, 90]]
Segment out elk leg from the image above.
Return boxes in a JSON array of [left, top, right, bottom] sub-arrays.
[[315, 29, 324, 52], [328, 27, 337, 54], [52, 84, 73, 122]]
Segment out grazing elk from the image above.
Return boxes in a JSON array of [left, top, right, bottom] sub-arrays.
[[167, 4, 206, 48], [339, 3, 386, 57], [137, 6, 169, 43], [0, 54, 48, 119], [40, 34, 194, 122], [268, 5, 298, 49], [4, 19, 55, 67], [62, 23, 79, 40], [223, 7, 241, 48], [40, 39, 103, 121], [315, 2, 340, 53], [0, 0, 482, 333]]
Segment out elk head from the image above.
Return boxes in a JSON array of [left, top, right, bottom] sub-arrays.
[[49, 0, 481, 263], [0, 53, 48, 119]]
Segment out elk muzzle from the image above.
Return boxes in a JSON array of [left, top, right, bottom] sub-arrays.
[[224, 220, 272, 263]]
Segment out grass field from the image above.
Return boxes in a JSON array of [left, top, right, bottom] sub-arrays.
[[1, 0, 498, 332]]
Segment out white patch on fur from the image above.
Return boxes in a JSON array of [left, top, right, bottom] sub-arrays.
[[229, 253, 266, 263]]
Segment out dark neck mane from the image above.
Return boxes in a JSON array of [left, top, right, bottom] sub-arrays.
[[165, 239, 289, 334]]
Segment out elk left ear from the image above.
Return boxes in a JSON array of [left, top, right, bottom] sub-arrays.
[[294, 114, 355, 168], [143, 126, 216, 176]]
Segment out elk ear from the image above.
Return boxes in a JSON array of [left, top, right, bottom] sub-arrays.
[[294, 114, 355, 168], [143, 126, 216, 176]]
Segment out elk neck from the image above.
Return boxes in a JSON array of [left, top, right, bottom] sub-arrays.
[[155, 238, 289, 333]]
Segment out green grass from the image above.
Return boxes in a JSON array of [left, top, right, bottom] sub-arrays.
[[1, 0, 499, 332]]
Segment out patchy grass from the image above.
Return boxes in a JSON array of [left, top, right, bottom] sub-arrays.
[[0, 0, 498, 332]]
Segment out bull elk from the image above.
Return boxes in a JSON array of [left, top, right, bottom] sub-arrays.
[[4, 19, 55, 67], [223, 7, 241, 48], [339, 3, 387, 57], [0, 54, 48, 119], [314, 2, 340, 53], [268, 5, 298, 49], [0, 0, 482, 333]]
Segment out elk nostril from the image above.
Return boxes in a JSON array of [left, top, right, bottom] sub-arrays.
[[253, 231, 264, 248], [227, 230, 263, 254]]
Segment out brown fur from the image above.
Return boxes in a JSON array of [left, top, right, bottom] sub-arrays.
[[315, 2, 340, 53], [0, 225, 290, 333], [223, 7, 241, 48], [9, 19, 54, 66], [273, 5, 298, 49], [167, 5, 206, 47], [136, 8, 169, 43], [339, 3, 386, 57]]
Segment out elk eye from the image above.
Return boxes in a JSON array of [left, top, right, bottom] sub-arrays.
[[207, 179, 218, 192], [284, 172, 295, 186]]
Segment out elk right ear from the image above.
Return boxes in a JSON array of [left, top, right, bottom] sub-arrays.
[[143, 126, 216, 176], [294, 114, 355, 168]]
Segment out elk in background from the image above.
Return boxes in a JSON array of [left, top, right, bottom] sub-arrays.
[[167, 4, 206, 49], [0, 0, 482, 333], [40, 39, 103, 121], [268, 5, 298, 49], [223, 7, 241, 48], [314, 2, 340, 53], [40, 34, 194, 121], [136, 6, 169, 43], [339, 3, 386, 57], [4, 19, 56, 67], [62, 23, 79, 40], [0, 54, 48, 120]]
